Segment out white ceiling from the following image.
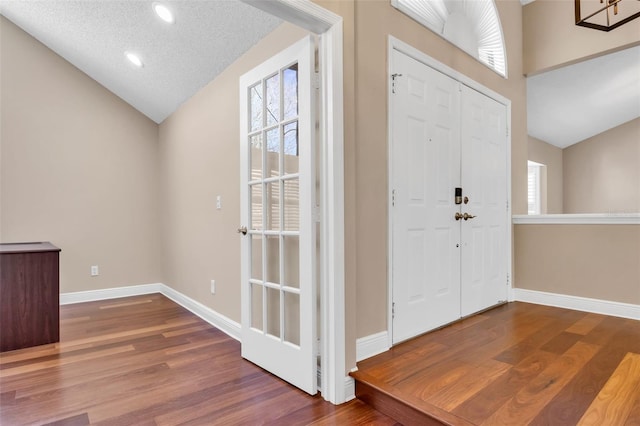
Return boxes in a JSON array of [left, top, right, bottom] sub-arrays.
[[0, 0, 282, 124], [1, 0, 638, 146], [527, 46, 640, 148]]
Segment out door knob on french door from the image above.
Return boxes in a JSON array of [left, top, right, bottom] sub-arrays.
[[237, 226, 248, 235], [455, 212, 464, 221], [463, 213, 476, 221]]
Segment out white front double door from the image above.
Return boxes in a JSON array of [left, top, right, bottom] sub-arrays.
[[391, 49, 509, 344]]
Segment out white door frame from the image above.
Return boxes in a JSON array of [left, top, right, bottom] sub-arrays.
[[240, 0, 346, 404], [387, 36, 513, 348]]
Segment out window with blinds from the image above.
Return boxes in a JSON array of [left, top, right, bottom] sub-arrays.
[[528, 161, 541, 215], [391, 0, 507, 77]]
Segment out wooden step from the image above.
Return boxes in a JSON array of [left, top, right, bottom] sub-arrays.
[[351, 370, 474, 426]]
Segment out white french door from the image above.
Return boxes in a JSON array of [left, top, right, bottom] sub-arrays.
[[391, 48, 508, 344], [239, 36, 317, 395]]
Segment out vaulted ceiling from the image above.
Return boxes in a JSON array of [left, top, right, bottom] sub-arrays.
[[527, 46, 640, 148], [0, 0, 282, 123], [1, 0, 638, 147]]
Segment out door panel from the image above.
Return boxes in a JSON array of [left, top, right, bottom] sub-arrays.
[[391, 49, 461, 344], [239, 36, 316, 395], [460, 85, 508, 316]]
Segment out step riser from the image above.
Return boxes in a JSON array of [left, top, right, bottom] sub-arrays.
[[355, 381, 448, 426]]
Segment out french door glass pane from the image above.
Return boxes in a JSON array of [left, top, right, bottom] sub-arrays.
[[284, 291, 300, 346], [283, 64, 298, 121], [251, 234, 263, 280], [250, 184, 262, 230], [265, 235, 280, 284], [266, 128, 279, 177], [251, 282, 263, 330], [266, 287, 281, 338], [266, 182, 280, 231], [250, 134, 262, 180], [266, 74, 280, 127], [283, 235, 299, 289], [250, 83, 263, 132], [284, 121, 299, 175], [284, 179, 300, 231]]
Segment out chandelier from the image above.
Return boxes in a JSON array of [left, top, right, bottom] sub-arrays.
[[575, 0, 640, 31]]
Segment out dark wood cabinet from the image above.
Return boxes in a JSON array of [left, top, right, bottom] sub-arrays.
[[0, 242, 61, 352]]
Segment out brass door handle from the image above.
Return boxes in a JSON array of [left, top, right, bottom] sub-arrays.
[[463, 213, 476, 221], [237, 226, 248, 235], [455, 212, 463, 221]]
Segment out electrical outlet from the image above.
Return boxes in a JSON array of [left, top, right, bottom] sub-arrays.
[[210, 280, 216, 294], [216, 195, 222, 210], [91, 265, 99, 276]]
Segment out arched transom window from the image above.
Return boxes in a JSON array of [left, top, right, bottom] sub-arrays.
[[391, 0, 507, 77]]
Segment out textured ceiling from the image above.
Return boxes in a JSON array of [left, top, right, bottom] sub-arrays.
[[1, 0, 637, 146], [527, 46, 640, 148], [0, 0, 282, 123]]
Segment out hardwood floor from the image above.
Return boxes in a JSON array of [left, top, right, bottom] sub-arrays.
[[3, 296, 639, 425], [0, 294, 397, 426], [351, 302, 640, 426]]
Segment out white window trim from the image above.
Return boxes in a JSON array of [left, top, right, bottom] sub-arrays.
[[528, 160, 542, 215]]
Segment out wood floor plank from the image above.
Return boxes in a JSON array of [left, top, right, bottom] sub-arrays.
[[383, 310, 543, 388], [41, 412, 91, 426], [565, 312, 607, 335], [540, 331, 583, 355], [580, 315, 630, 346], [481, 341, 601, 425], [404, 358, 475, 399], [624, 389, 640, 426], [528, 324, 640, 426], [353, 303, 640, 426], [307, 399, 401, 426], [0, 344, 136, 378], [426, 358, 511, 411], [577, 352, 640, 425], [0, 294, 391, 426], [452, 350, 558, 424], [493, 309, 585, 365]]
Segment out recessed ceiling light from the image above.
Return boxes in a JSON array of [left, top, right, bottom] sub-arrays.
[[153, 2, 175, 24], [125, 52, 144, 68]]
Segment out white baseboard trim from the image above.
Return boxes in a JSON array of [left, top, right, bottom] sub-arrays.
[[356, 330, 390, 362], [60, 283, 242, 341], [514, 288, 640, 320], [160, 285, 241, 341], [60, 283, 163, 305], [344, 375, 355, 402]]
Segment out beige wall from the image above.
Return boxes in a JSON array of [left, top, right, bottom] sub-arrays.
[[353, 0, 528, 338], [528, 136, 563, 214], [563, 117, 640, 214], [514, 224, 640, 304], [0, 17, 162, 293], [158, 23, 309, 323], [523, 0, 640, 75]]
